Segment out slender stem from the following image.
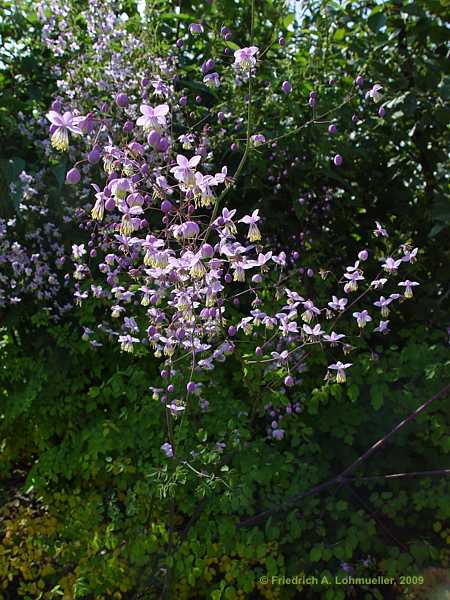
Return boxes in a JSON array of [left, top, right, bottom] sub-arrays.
[[237, 383, 450, 528]]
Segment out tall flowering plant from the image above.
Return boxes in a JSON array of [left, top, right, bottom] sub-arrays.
[[42, 10, 420, 461]]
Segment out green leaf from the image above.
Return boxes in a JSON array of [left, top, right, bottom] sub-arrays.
[[368, 12, 387, 33], [370, 383, 385, 410], [310, 546, 322, 562]]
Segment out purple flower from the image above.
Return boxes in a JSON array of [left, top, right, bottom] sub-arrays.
[[401, 247, 418, 263], [358, 249, 369, 261], [328, 296, 348, 311], [366, 83, 383, 103], [272, 428, 285, 441], [239, 209, 261, 242], [250, 134, 266, 147], [201, 58, 215, 74], [173, 221, 200, 239], [373, 221, 389, 238], [398, 280, 419, 298], [281, 80, 292, 94], [323, 331, 346, 345], [373, 296, 392, 317], [301, 300, 320, 323], [233, 46, 259, 73], [118, 334, 140, 353], [382, 257, 401, 274], [161, 442, 174, 457], [46, 110, 82, 151], [170, 154, 201, 186], [374, 320, 390, 334], [328, 361, 352, 383], [353, 310, 372, 328], [203, 73, 220, 88], [333, 154, 343, 167], [136, 104, 169, 132], [72, 244, 86, 260], [66, 167, 81, 185], [344, 271, 364, 293], [328, 123, 337, 134], [115, 93, 129, 108], [189, 23, 204, 34], [303, 323, 324, 337], [371, 277, 387, 289]]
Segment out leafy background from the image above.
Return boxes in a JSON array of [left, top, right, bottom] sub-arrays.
[[0, 0, 449, 598]]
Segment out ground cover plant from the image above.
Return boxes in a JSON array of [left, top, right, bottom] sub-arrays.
[[0, 0, 449, 598]]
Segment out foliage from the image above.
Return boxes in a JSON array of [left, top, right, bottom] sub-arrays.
[[1, 1, 449, 599]]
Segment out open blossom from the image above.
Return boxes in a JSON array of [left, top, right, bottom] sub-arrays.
[[382, 257, 401, 273], [136, 103, 169, 132], [328, 361, 352, 383], [366, 84, 383, 103], [323, 331, 346, 345], [371, 277, 388, 289], [303, 323, 324, 337], [353, 310, 372, 328], [118, 334, 140, 353], [374, 221, 388, 238], [233, 46, 259, 73], [328, 296, 348, 311], [250, 134, 266, 146], [194, 172, 218, 207], [374, 320, 390, 334], [215, 207, 237, 234], [203, 72, 220, 87], [72, 244, 86, 260], [301, 300, 321, 323], [170, 154, 201, 186], [239, 209, 261, 242], [398, 280, 419, 298], [401, 247, 418, 263], [344, 271, 364, 293], [46, 110, 82, 151], [373, 296, 392, 317], [110, 178, 132, 200]]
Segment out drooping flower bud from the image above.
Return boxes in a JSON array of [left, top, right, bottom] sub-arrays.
[[66, 167, 81, 184]]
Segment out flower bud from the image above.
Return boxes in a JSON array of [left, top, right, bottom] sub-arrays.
[[281, 80, 292, 94], [51, 99, 62, 112], [104, 197, 116, 211], [161, 200, 173, 213], [328, 123, 337, 135], [187, 381, 197, 393], [123, 120, 134, 133], [358, 249, 369, 261], [115, 92, 129, 108], [333, 154, 343, 166], [87, 145, 101, 164], [66, 167, 81, 184], [284, 375, 294, 387], [200, 243, 214, 258], [201, 58, 215, 74]]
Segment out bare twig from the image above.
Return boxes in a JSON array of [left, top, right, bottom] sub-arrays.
[[237, 383, 450, 528]]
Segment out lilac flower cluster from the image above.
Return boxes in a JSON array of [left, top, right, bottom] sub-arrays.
[[25, 3, 420, 458]]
